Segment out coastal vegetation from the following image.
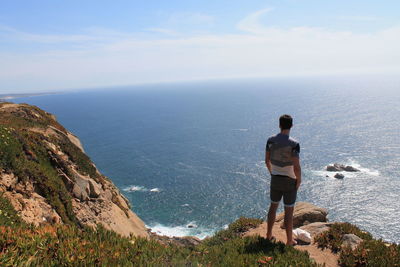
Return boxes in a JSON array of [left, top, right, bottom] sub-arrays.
[[315, 223, 400, 266], [0, 203, 318, 266]]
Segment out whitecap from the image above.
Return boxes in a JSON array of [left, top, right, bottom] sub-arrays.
[[312, 160, 380, 178], [147, 222, 216, 239], [232, 128, 249, 132], [346, 160, 380, 176], [123, 185, 148, 192], [181, 204, 190, 207], [150, 188, 161, 192]]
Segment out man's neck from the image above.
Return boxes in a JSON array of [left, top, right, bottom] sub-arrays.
[[280, 129, 290, 135]]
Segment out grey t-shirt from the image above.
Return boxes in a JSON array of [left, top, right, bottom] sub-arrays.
[[266, 133, 300, 179]]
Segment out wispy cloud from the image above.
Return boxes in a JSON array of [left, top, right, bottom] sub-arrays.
[[0, 9, 399, 93], [145, 27, 180, 36], [237, 8, 274, 34]]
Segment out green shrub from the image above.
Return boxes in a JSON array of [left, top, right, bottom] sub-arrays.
[[202, 217, 263, 247], [0, 195, 26, 228], [314, 222, 372, 253]]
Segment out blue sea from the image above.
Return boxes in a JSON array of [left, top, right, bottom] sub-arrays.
[[14, 76, 400, 243]]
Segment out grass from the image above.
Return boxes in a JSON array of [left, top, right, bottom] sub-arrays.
[[0, 201, 319, 266]]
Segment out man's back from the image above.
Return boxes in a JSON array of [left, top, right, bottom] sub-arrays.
[[266, 133, 300, 179]]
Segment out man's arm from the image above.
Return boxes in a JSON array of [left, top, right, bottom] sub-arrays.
[[265, 151, 272, 174], [292, 157, 302, 190]]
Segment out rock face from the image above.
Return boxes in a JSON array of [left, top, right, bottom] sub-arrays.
[[276, 202, 328, 229], [326, 163, 360, 172], [0, 103, 148, 238]]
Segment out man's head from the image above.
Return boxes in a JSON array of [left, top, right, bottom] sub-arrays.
[[279, 114, 293, 130]]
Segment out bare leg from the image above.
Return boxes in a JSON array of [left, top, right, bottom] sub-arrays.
[[266, 202, 279, 240], [284, 206, 296, 245]]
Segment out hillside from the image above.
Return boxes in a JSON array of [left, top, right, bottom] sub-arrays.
[[0, 102, 147, 237]]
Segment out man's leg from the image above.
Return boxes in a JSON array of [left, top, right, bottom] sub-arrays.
[[284, 205, 296, 245], [266, 202, 279, 240]]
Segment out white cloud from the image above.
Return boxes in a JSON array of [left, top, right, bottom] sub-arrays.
[[0, 9, 400, 93]]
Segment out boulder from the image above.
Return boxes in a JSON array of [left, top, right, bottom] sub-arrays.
[[300, 222, 334, 237], [326, 163, 360, 172], [341, 234, 363, 250], [276, 202, 328, 229], [334, 173, 345, 179]]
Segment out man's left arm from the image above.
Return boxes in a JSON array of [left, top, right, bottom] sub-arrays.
[[292, 143, 301, 190], [265, 140, 272, 174]]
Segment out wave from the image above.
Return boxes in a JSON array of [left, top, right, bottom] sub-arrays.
[[123, 185, 161, 193], [147, 222, 217, 239], [150, 188, 161, 192], [232, 128, 249, 132]]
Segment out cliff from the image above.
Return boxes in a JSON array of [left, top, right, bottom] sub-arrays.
[[0, 103, 148, 238]]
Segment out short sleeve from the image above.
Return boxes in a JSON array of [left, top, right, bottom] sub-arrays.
[[292, 143, 300, 158], [266, 139, 272, 152]]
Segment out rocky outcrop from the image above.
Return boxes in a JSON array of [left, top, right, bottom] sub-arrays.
[[276, 202, 328, 229], [149, 232, 203, 247], [326, 164, 360, 172], [0, 174, 62, 225], [341, 234, 363, 250], [0, 103, 148, 238]]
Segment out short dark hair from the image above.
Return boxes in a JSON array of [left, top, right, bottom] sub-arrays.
[[279, 114, 293, 130]]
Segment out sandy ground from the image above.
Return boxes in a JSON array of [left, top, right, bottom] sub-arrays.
[[244, 222, 339, 267]]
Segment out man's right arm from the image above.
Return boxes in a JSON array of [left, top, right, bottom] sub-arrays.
[[293, 157, 302, 190], [265, 151, 272, 174]]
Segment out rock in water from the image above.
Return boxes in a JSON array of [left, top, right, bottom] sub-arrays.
[[275, 202, 328, 229], [334, 173, 345, 179], [326, 163, 360, 172]]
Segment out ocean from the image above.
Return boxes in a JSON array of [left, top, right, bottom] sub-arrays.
[[13, 76, 400, 243]]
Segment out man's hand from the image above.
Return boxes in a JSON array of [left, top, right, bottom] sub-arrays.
[[296, 178, 301, 190]]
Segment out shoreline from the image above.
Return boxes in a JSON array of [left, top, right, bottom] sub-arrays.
[[0, 92, 58, 102]]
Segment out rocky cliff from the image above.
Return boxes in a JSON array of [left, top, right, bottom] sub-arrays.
[[0, 103, 148, 238]]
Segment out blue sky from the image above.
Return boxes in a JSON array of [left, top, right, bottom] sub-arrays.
[[1, 0, 400, 92]]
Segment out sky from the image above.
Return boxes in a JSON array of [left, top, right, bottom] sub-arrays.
[[1, 0, 400, 93]]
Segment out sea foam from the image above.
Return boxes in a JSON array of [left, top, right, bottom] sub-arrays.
[[147, 222, 217, 239]]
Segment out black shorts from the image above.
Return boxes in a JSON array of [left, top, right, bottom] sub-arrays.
[[270, 175, 297, 207]]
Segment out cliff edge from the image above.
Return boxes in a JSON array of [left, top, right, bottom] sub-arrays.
[[0, 103, 148, 238]]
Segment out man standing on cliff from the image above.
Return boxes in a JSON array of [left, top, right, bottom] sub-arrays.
[[265, 114, 301, 246]]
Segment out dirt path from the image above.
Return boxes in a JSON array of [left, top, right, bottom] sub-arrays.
[[244, 222, 339, 267]]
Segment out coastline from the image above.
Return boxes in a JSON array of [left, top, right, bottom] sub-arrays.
[[0, 92, 58, 102]]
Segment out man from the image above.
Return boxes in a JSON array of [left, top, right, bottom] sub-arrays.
[[265, 114, 301, 246]]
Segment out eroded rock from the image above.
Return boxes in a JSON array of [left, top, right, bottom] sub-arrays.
[[276, 202, 328, 229]]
